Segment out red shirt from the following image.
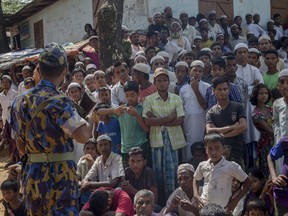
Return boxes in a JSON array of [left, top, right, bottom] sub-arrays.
[[139, 84, 157, 103], [82, 188, 134, 216]]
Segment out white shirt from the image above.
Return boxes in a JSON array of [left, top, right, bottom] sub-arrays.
[[246, 23, 266, 37], [274, 25, 284, 38], [194, 157, 248, 207], [17, 81, 26, 95], [164, 41, 182, 63], [179, 82, 210, 160], [165, 187, 197, 216], [170, 37, 192, 52], [236, 63, 263, 95], [111, 78, 131, 107], [183, 24, 198, 44], [84, 152, 124, 182], [259, 56, 285, 75], [208, 22, 222, 35], [0, 88, 17, 124]]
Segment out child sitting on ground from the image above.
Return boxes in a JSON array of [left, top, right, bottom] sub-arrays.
[[1, 179, 26, 216], [77, 138, 99, 181], [244, 198, 268, 216]]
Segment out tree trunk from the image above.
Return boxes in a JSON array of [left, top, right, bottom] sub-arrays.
[[0, 0, 11, 53], [98, 0, 124, 71]]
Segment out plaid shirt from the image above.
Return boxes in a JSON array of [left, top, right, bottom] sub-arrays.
[[142, 92, 186, 150]]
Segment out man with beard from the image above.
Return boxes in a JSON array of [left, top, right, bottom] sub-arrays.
[[179, 11, 198, 44], [163, 6, 181, 27], [148, 12, 165, 33], [168, 22, 191, 52], [258, 35, 285, 74], [230, 24, 248, 50], [207, 11, 222, 35], [162, 164, 198, 216], [129, 31, 144, 66]]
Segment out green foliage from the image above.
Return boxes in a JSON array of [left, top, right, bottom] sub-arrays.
[[2, 0, 32, 14]]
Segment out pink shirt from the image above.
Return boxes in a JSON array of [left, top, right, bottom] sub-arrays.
[[139, 84, 157, 103]]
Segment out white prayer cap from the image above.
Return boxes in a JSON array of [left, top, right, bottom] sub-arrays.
[[171, 21, 181, 27], [180, 11, 188, 15], [178, 50, 188, 57], [234, 43, 248, 52], [133, 63, 150, 75], [199, 18, 208, 23], [208, 10, 216, 15], [94, 70, 106, 77], [248, 48, 261, 55], [122, 25, 128, 31], [157, 51, 169, 59], [134, 55, 147, 63], [230, 24, 239, 29], [175, 61, 189, 68], [84, 74, 94, 82], [67, 82, 81, 91], [22, 65, 32, 71], [178, 163, 195, 173], [1, 75, 12, 81], [153, 12, 161, 18], [258, 35, 271, 43], [201, 47, 212, 54], [267, 20, 274, 23], [194, 36, 203, 41], [279, 69, 288, 78], [220, 15, 227, 19], [190, 60, 204, 68], [135, 50, 146, 57], [150, 55, 165, 65], [247, 31, 254, 35], [97, 134, 112, 142]]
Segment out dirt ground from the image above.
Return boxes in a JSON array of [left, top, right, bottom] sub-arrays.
[[0, 150, 12, 215]]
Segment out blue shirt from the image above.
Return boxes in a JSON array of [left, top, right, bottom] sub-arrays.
[[97, 117, 121, 154], [205, 82, 242, 109]]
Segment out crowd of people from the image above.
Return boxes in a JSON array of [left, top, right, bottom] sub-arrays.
[[1, 5, 288, 216]]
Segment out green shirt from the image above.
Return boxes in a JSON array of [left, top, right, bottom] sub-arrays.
[[118, 103, 148, 153], [263, 72, 279, 90]]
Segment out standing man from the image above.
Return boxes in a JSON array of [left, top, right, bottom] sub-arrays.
[[11, 43, 94, 215], [180, 11, 198, 44], [206, 77, 247, 169], [143, 67, 186, 205], [0, 75, 17, 127], [18, 66, 33, 95], [163, 6, 181, 27]]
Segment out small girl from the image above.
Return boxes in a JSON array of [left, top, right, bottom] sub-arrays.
[[231, 178, 244, 216], [243, 168, 274, 216], [250, 84, 274, 178], [245, 198, 268, 216]]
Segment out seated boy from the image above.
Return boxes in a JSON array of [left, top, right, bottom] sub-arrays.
[[245, 198, 268, 216], [80, 135, 124, 191], [77, 138, 99, 181], [193, 132, 251, 214], [96, 81, 149, 166], [1, 179, 26, 216], [122, 147, 158, 202], [80, 187, 134, 216]]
